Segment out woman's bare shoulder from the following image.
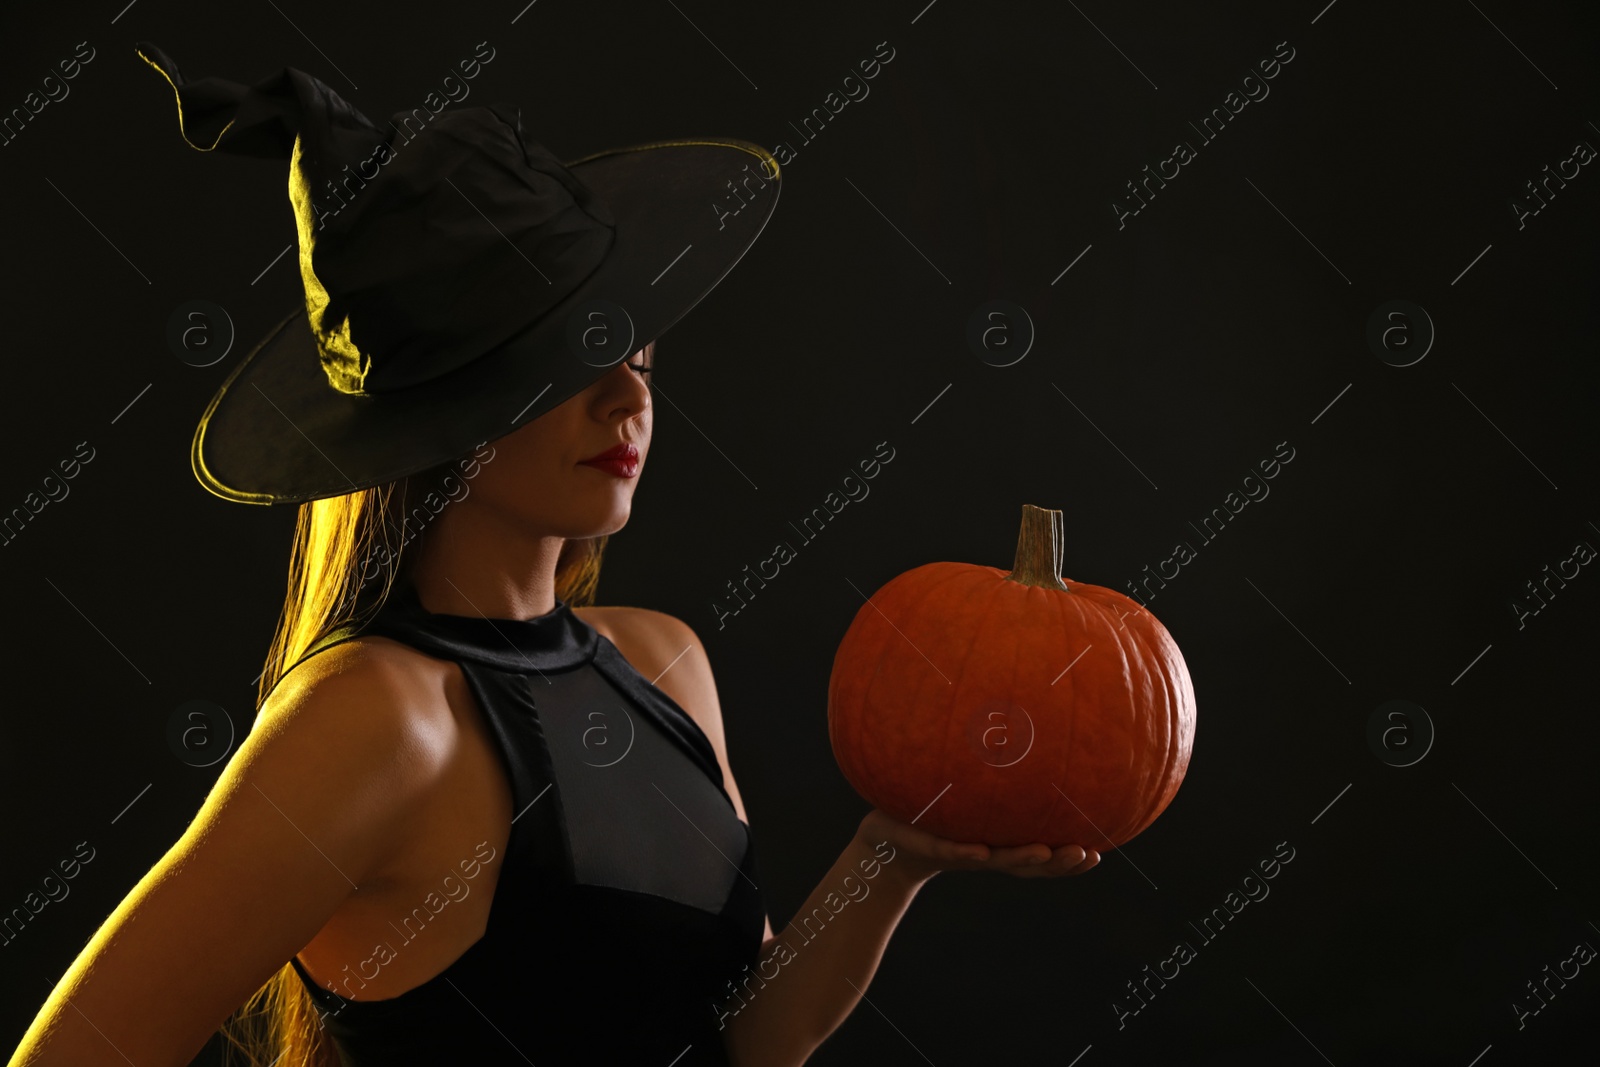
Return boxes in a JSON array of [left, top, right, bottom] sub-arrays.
[[258, 634, 454, 731], [569, 604, 618, 642], [570, 604, 675, 653], [570, 605, 706, 677], [273, 633, 451, 694]]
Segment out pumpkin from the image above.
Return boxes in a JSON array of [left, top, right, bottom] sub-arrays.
[[827, 504, 1196, 850]]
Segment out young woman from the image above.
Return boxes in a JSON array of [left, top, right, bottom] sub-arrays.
[[8, 339, 1100, 1067], [8, 43, 1099, 1067]]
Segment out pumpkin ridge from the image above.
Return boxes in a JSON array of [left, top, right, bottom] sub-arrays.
[[1107, 598, 1145, 844], [1083, 589, 1135, 847], [1133, 624, 1193, 840], [1116, 608, 1186, 843], [1036, 577, 1078, 842], [1115, 598, 1162, 843], [930, 571, 1012, 838], [849, 561, 974, 807], [969, 573, 1031, 843]]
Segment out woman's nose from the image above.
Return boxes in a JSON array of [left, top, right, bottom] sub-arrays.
[[599, 356, 650, 408]]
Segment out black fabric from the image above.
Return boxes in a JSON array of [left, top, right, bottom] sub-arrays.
[[278, 580, 767, 1065], [136, 44, 782, 508], [136, 40, 617, 396]]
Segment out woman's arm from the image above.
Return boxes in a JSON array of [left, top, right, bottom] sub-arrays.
[[722, 812, 1099, 1067], [6, 643, 457, 1067], [610, 610, 1100, 1066], [720, 826, 927, 1067]]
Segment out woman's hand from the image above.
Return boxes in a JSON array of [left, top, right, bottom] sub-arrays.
[[857, 808, 1102, 886]]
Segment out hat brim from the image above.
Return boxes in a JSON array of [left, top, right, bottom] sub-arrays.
[[191, 137, 781, 505]]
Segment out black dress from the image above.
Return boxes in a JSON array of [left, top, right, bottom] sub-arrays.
[[276, 578, 767, 1065]]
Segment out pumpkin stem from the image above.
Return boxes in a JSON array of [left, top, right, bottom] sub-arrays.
[[1005, 504, 1070, 591]]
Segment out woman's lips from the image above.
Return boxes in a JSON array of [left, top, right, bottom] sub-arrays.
[[578, 442, 640, 478], [579, 456, 639, 478]]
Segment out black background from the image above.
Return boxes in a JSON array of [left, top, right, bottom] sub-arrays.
[[3, 1, 1597, 1064]]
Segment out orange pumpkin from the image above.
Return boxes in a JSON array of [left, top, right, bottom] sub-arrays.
[[827, 504, 1196, 850]]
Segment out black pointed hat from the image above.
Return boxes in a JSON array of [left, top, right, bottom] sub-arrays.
[[136, 42, 781, 505]]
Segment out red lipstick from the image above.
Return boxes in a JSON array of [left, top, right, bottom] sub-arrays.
[[578, 442, 640, 478]]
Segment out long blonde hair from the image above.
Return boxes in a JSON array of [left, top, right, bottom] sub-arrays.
[[215, 456, 608, 1066]]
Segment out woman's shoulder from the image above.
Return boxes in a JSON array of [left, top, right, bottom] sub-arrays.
[[249, 637, 470, 821], [569, 606, 722, 730], [571, 604, 702, 667], [279, 627, 442, 682], [258, 633, 457, 735], [569, 603, 629, 645]]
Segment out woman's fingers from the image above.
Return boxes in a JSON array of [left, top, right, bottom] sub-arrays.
[[1003, 844, 1100, 878], [857, 810, 1105, 880], [945, 839, 1104, 878], [1005, 844, 1077, 877], [985, 843, 1050, 867], [1069, 849, 1101, 875]]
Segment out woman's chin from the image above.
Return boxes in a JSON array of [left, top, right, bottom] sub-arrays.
[[575, 504, 633, 539]]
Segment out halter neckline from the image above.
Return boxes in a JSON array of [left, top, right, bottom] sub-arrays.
[[367, 577, 599, 674]]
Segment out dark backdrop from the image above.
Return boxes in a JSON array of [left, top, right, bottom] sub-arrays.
[[3, 2, 1596, 1064]]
